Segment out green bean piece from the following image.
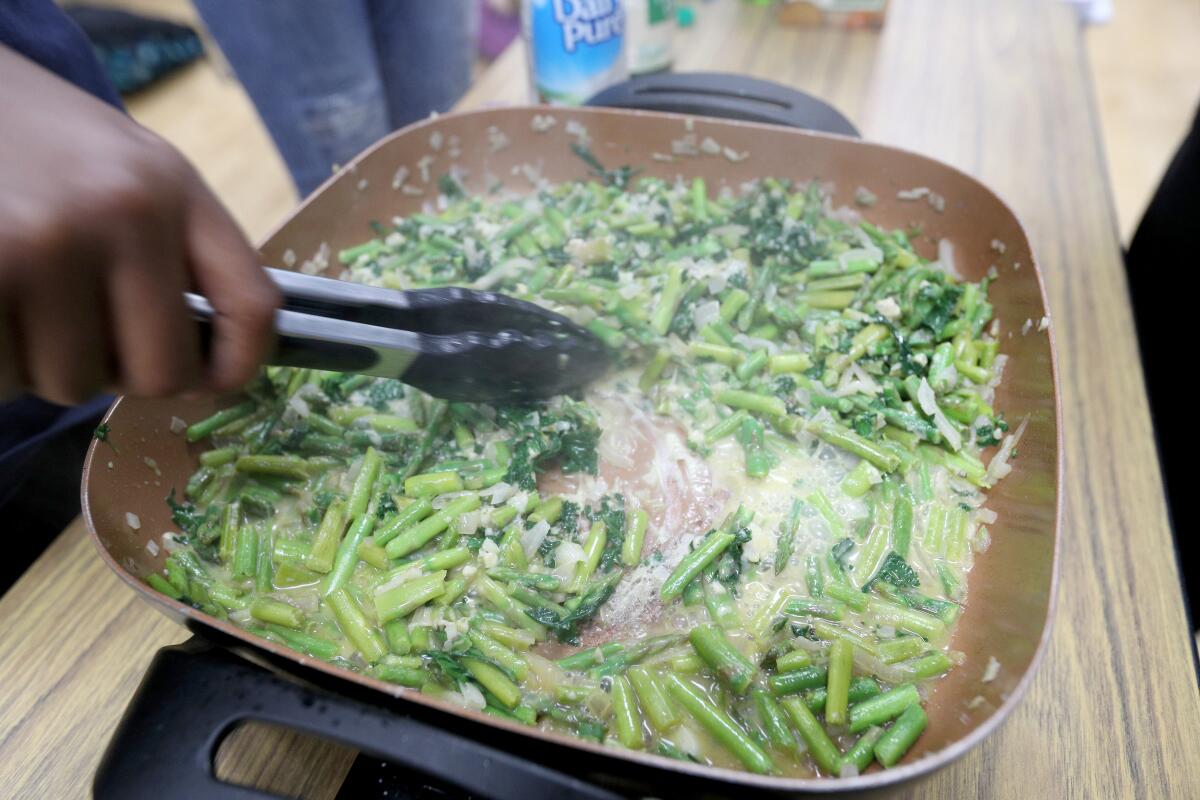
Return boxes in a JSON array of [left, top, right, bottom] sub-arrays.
[[735, 349, 769, 381], [689, 624, 757, 695], [703, 578, 739, 629], [841, 460, 880, 498], [651, 263, 686, 335], [374, 662, 429, 688], [384, 494, 481, 558], [235, 455, 317, 481], [404, 470, 463, 497], [638, 349, 671, 392], [824, 581, 869, 611], [621, 507, 649, 566], [356, 540, 389, 570], [374, 570, 447, 623], [568, 520, 606, 593], [873, 703, 928, 767], [326, 588, 386, 664], [475, 575, 547, 639], [769, 665, 828, 697], [199, 447, 238, 468], [825, 638, 855, 726], [557, 642, 624, 671], [257, 623, 340, 661], [877, 636, 926, 664], [627, 666, 679, 733], [611, 675, 645, 749], [255, 530, 274, 593], [774, 499, 802, 576], [218, 500, 240, 564], [476, 621, 535, 651], [146, 573, 182, 600], [802, 676, 882, 714], [841, 726, 885, 774], [781, 697, 842, 776], [250, 597, 303, 629], [894, 651, 954, 680], [305, 500, 347, 574], [806, 490, 844, 538], [374, 497, 434, 546], [487, 568, 562, 592], [848, 683, 920, 733], [385, 619, 412, 655], [320, 513, 374, 596], [233, 524, 258, 578], [665, 675, 776, 775], [809, 421, 901, 473], [776, 648, 812, 673], [186, 401, 256, 442], [660, 532, 735, 601], [785, 598, 846, 621], [866, 597, 945, 640], [715, 388, 787, 418], [892, 491, 914, 557], [462, 657, 521, 709], [346, 448, 382, 518], [467, 630, 529, 681], [752, 688, 798, 752]]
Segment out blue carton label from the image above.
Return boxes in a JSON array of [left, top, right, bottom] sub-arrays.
[[528, 0, 626, 103]]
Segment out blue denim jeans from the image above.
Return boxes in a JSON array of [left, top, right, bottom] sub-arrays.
[[193, 0, 474, 196]]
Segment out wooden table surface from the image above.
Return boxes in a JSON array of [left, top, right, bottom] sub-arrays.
[[2, 1, 1197, 798]]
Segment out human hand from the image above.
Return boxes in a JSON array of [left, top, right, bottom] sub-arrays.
[[0, 45, 279, 404]]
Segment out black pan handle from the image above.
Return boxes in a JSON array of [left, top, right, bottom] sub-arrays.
[[586, 71, 859, 137], [93, 638, 623, 800]]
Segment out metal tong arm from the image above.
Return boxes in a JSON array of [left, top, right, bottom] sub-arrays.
[[183, 269, 426, 377]]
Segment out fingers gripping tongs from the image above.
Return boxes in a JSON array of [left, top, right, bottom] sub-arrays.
[[184, 268, 609, 402]]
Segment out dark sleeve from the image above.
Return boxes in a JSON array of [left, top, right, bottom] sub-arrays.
[[1125, 105, 1198, 617], [0, 0, 122, 108]]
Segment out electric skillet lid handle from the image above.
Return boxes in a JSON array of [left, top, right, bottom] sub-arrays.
[[94, 638, 623, 800], [585, 71, 860, 137]]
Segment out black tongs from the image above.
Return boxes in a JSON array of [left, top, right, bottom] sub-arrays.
[[184, 268, 609, 402]]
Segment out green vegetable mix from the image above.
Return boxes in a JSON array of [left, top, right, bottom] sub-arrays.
[[146, 156, 1014, 778]]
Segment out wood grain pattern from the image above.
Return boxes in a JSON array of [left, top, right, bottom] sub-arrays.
[[1, 1, 1195, 797], [865, 2, 1200, 794]]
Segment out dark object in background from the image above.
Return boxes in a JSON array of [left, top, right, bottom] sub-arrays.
[[1125, 105, 1197, 622], [64, 5, 202, 95]]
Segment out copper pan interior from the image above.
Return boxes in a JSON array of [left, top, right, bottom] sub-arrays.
[[83, 106, 1060, 791]]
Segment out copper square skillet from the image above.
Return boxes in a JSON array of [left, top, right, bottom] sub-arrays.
[[82, 74, 1061, 799]]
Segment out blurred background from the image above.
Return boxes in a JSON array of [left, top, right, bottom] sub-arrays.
[[60, 0, 1199, 247]]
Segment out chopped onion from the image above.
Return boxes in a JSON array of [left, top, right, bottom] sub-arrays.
[[286, 394, 311, 420], [432, 490, 475, 510], [975, 507, 998, 525], [692, 299, 721, 331], [985, 415, 1029, 484], [551, 541, 585, 581], [481, 481, 515, 504], [145, 539, 160, 556], [125, 512, 141, 531], [459, 681, 487, 711], [982, 656, 1001, 683], [916, 378, 962, 451], [937, 238, 960, 277], [709, 223, 747, 240], [521, 519, 551, 558], [479, 538, 501, 568], [457, 510, 481, 537], [472, 257, 532, 291], [169, 416, 187, 435]]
